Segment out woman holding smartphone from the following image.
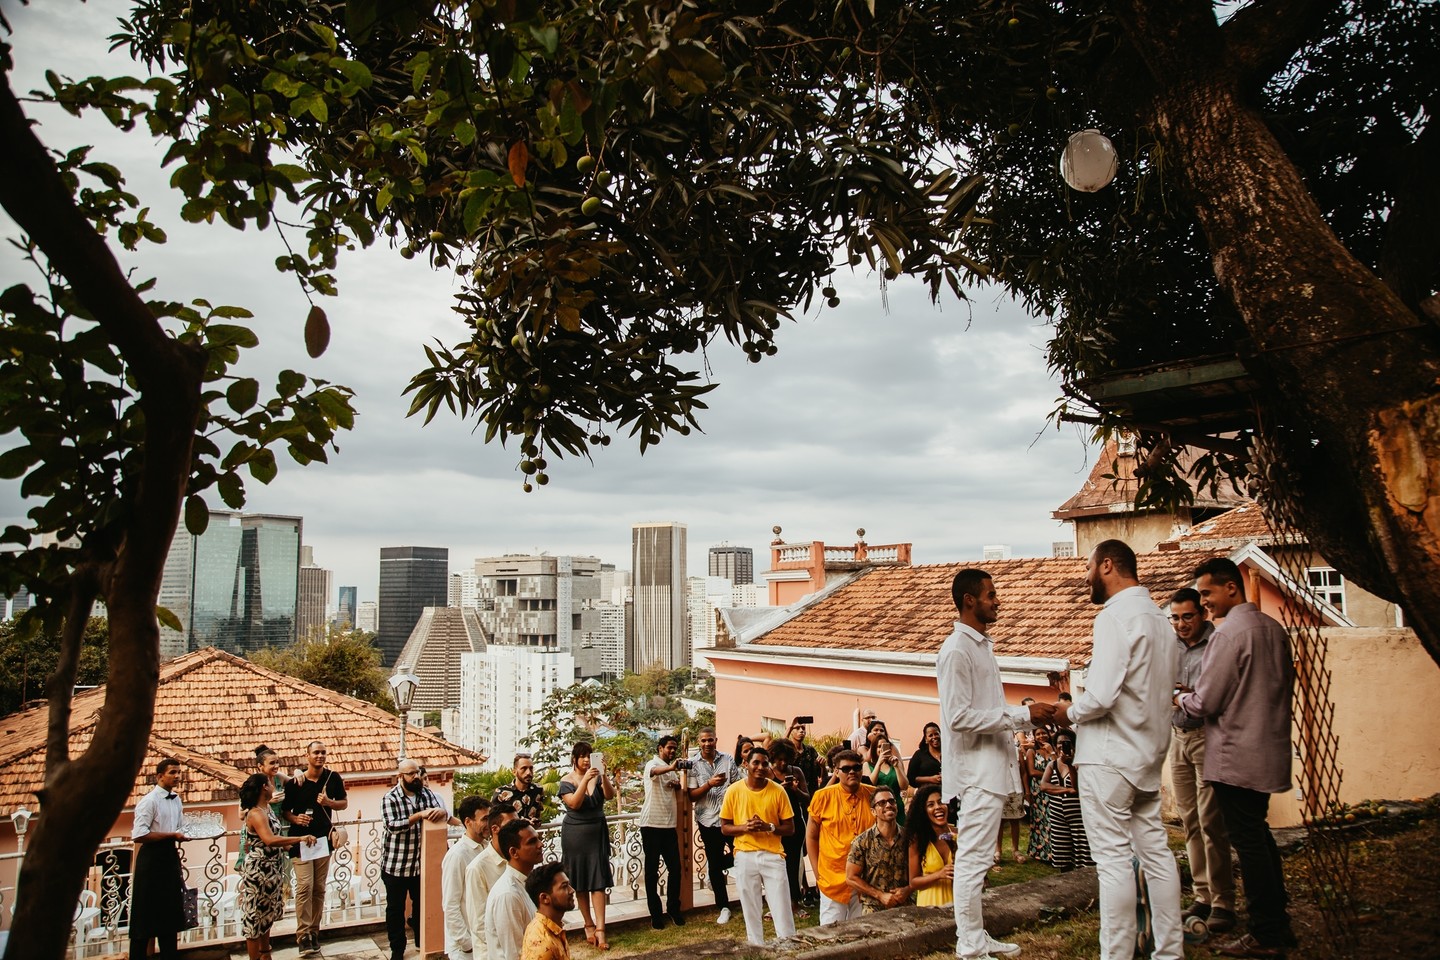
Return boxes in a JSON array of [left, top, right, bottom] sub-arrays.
[[864, 735, 910, 825], [559, 741, 617, 948]]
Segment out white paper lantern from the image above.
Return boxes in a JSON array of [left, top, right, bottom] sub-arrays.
[[1060, 129, 1118, 192]]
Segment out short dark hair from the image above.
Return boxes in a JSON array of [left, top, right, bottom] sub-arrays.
[[951, 568, 993, 612], [746, 745, 770, 762], [830, 749, 862, 767], [239, 772, 269, 809], [525, 861, 567, 905], [1093, 539, 1137, 578], [1194, 557, 1245, 593], [457, 794, 489, 823], [487, 801, 516, 830], [156, 757, 180, 777], [1170, 587, 1201, 608], [870, 785, 896, 807], [570, 741, 592, 767], [497, 819, 531, 861], [1058, 691, 1073, 702], [657, 735, 679, 751]]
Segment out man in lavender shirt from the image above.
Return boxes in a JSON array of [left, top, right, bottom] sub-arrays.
[[1178, 557, 1297, 959]]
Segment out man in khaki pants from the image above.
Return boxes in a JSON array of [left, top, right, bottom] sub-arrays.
[[284, 741, 348, 956], [1168, 588, 1235, 933]]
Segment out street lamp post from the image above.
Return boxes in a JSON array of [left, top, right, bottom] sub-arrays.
[[11, 805, 33, 855], [388, 671, 420, 760]]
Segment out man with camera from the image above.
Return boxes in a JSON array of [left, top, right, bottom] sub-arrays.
[[639, 735, 686, 928]]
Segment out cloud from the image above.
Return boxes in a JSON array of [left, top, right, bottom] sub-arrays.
[[1, 0, 1098, 600]]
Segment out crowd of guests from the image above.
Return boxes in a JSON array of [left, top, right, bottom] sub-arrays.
[[126, 549, 1292, 960]]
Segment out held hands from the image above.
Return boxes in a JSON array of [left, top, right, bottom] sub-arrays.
[[1028, 702, 1056, 726], [1053, 701, 1072, 728]]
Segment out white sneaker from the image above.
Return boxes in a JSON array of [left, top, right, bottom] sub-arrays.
[[717, 907, 732, 925], [985, 937, 1022, 957]]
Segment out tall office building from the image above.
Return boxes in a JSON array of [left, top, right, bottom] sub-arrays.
[[377, 546, 449, 666], [687, 575, 736, 672], [708, 545, 754, 585], [157, 511, 302, 658], [335, 585, 358, 629], [297, 560, 333, 641], [631, 521, 688, 670], [356, 600, 378, 633], [449, 570, 479, 609]]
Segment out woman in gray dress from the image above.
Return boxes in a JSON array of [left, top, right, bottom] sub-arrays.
[[237, 774, 313, 960], [558, 742, 617, 948]]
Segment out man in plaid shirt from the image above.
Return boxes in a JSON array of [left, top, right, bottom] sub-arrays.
[[382, 758, 458, 960]]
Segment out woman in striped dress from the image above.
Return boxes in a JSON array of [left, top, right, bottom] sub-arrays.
[[1039, 731, 1093, 871]]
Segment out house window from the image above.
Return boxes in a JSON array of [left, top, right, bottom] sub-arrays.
[[1306, 567, 1346, 615]]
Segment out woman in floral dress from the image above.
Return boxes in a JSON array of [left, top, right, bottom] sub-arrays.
[[1025, 727, 1056, 863], [238, 774, 314, 960]]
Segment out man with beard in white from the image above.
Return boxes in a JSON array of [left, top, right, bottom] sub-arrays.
[[1055, 539, 1183, 960]]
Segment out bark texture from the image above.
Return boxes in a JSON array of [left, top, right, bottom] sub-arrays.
[[1113, 0, 1440, 665], [0, 74, 206, 960]]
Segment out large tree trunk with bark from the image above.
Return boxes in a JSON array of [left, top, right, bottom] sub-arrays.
[[1115, 0, 1440, 666], [0, 74, 206, 960]]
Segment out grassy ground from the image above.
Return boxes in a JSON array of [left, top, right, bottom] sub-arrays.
[[567, 816, 1440, 960]]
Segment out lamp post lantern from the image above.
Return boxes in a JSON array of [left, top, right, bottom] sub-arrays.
[[1060, 128, 1118, 192], [388, 671, 420, 760], [11, 805, 33, 855]]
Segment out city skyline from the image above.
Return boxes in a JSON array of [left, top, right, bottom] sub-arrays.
[[2, 0, 1100, 618]]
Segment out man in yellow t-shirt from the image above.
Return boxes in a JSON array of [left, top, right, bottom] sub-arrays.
[[720, 747, 796, 946], [806, 750, 876, 926]]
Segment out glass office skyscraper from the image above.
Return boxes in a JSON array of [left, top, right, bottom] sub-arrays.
[[377, 546, 449, 666], [158, 511, 302, 658]]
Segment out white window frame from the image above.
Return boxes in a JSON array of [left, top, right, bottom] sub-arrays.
[[1306, 566, 1346, 616]]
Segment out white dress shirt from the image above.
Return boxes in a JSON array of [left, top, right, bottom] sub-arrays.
[[442, 833, 483, 959], [1069, 585, 1178, 792], [485, 864, 535, 960], [937, 620, 1031, 799], [132, 785, 185, 839], [465, 842, 507, 955]]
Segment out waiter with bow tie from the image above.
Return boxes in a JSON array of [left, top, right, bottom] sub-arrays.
[[130, 757, 188, 960]]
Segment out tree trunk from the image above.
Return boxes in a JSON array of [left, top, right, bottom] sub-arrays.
[[1116, 1, 1440, 666], [0, 73, 206, 960]]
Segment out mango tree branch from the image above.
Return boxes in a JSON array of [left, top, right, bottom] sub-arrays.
[[43, 568, 101, 769]]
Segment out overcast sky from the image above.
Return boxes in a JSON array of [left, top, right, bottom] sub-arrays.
[[1, 0, 1101, 602]]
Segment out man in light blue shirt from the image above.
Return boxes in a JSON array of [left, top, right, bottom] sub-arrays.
[[1057, 540, 1182, 960]]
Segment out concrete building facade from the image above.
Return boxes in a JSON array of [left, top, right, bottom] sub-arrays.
[[708, 545, 754, 585], [457, 646, 575, 769], [631, 521, 688, 670]]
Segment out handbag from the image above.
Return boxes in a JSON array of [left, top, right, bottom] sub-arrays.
[[180, 885, 199, 930], [329, 824, 349, 849]]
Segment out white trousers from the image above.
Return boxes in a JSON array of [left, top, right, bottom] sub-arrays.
[[950, 786, 1004, 958], [733, 850, 795, 946], [1076, 764, 1183, 960], [818, 890, 863, 926]]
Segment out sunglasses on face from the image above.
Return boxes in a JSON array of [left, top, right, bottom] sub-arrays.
[[836, 764, 862, 774], [872, 798, 897, 807]]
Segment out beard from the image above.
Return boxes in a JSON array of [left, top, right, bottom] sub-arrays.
[[1089, 575, 1106, 605]]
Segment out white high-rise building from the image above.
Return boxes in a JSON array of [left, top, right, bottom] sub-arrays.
[[457, 646, 574, 769], [449, 570, 479, 609], [631, 522, 687, 670], [356, 600, 378, 633], [687, 576, 736, 672], [593, 603, 625, 678]]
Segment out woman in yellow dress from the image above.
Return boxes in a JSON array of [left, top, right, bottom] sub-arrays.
[[904, 785, 954, 906]]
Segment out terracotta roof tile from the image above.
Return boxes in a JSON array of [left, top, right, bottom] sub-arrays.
[[1053, 439, 1247, 519], [1170, 500, 1297, 548], [751, 549, 1225, 664], [0, 647, 485, 814]]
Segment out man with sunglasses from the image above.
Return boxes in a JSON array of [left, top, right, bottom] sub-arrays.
[[1167, 588, 1235, 935], [381, 759, 459, 960], [805, 749, 874, 926], [845, 786, 912, 913]]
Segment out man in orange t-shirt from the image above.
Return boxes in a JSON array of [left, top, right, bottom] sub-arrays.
[[806, 749, 875, 925]]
